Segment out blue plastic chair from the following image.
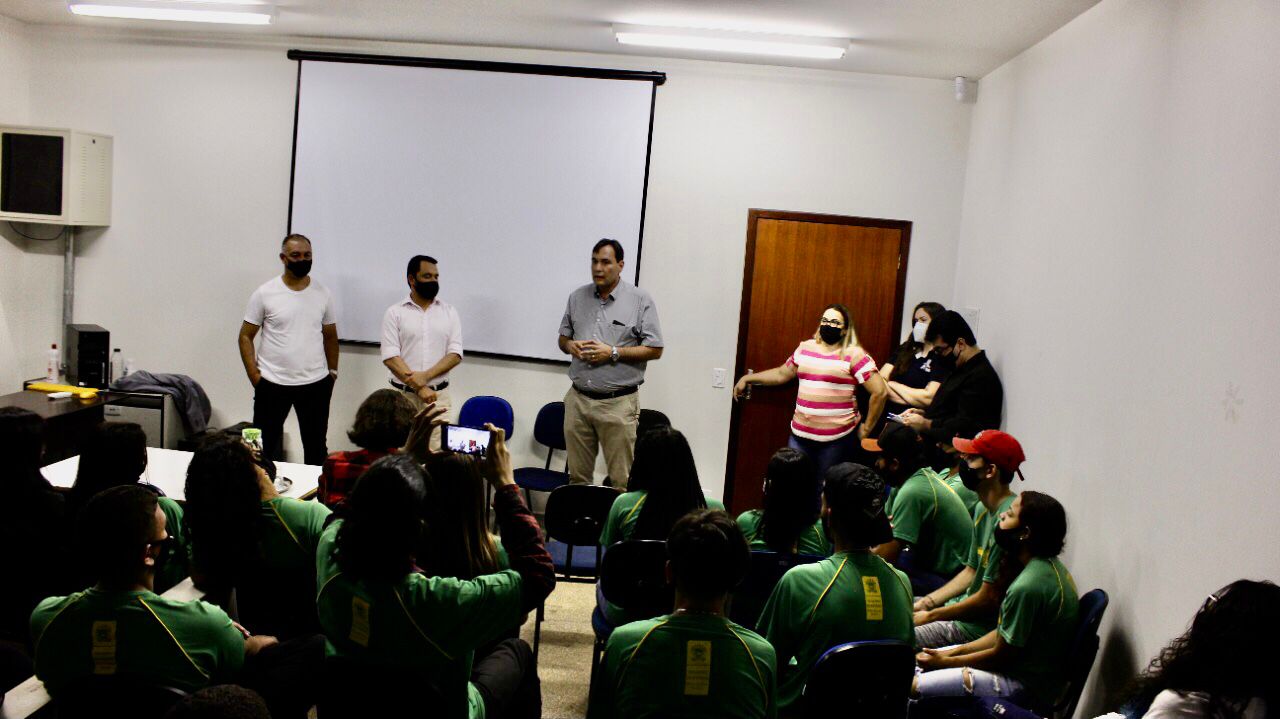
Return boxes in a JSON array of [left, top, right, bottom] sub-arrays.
[[513, 401, 570, 507], [458, 395, 514, 439], [729, 550, 825, 630], [803, 639, 915, 718]]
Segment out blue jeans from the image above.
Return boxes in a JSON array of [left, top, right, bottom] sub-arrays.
[[787, 432, 860, 483], [914, 667, 1029, 703]]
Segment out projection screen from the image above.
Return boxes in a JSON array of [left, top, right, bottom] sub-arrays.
[[287, 51, 664, 362]]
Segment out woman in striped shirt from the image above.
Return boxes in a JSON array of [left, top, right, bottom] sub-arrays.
[[733, 303, 889, 478]]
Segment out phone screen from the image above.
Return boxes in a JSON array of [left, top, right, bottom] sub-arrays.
[[443, 424, 491, 457]]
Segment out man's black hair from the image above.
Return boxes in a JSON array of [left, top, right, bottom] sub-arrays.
[[281, 233, 311, 249], [82, 485, 160, 587], [924, 310, 977, 346], [406, 254, 439, 278], [667, 509, 749, 600], [592, 238, 624, 262], [823, 463, 892, 547]]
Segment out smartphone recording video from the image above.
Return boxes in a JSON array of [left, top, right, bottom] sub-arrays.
[[442, 424, 491, 457]]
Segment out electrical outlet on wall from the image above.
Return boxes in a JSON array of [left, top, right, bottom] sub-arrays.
[[712, 368, 727, 388]]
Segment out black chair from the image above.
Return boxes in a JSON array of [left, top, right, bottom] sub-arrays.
[[802, 640, 915, 718], [729, 550, 825, 631], [317, 654, 446, 718], [55, 674, 188, 719], [591, 540, 671, 684], [513, 402, 571, 510], [529, 484, 617, 658]]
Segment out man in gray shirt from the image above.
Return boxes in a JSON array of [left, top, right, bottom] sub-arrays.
[[558, 239, 664, 488]]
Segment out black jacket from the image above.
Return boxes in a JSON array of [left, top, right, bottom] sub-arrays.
[[922, 350, 1003, 443]]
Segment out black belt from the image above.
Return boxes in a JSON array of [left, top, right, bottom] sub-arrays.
[[391, 379, 449, 392], [574, 385, 637, 401]]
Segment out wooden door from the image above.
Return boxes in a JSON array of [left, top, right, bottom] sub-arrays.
[[724, 210, 910, 514]]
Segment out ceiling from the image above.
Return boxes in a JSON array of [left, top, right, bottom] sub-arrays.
[[2, 0, 1101, 79]]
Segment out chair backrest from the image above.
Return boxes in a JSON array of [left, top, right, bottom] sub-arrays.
[[803, 640, 915, 718], [637, 408, 671, 438], [1054, 588, 1109, 719], [531, 401, 567, 451], [55, 675, 188, 719], [458, 395, 514, 440], [545, 484, 617, 547], [729, 551, 825, 630], [599, 540, 671, 617]]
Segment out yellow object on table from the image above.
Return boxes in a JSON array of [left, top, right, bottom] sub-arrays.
[[26, 382, 100, 399]]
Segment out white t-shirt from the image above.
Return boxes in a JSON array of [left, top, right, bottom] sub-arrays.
[[1142, 691, 1266, 719], [244, 276, 336, 386]]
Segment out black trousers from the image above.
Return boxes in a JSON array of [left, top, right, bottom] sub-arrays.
[[252, 376, 333, 465], [471, 638, 541, 719]]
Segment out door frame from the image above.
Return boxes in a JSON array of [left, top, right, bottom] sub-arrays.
[[723, 208, 913, 509]]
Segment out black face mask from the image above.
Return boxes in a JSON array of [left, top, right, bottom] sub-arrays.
[[959, 464, 986, 491], [993, 524, 1024, 553], [415, 280, 439, 300], [286, 260, 312, 278], [818, 325, 844, 344]]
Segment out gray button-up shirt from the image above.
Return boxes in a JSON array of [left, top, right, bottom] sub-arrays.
[[559, 280, 663, 392]]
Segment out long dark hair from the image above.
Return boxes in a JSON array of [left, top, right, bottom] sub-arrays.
[[418, 454, 501, 580], [758, 448, 819, 553], [888, 301, 946, 380], [1129, 580, 1280, 718], [183, 435, 265, 590], [0, 407, 51, 498], [69, 422, 150, 518], [628, 426, 707, 541], [335, 455, 426, 581]]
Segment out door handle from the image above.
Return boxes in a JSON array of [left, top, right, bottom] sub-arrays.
[[744, 369, 754, 400]]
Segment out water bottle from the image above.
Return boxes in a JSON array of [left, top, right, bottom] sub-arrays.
[[110, 349, 123, 385], [46, 344, 59, 382]]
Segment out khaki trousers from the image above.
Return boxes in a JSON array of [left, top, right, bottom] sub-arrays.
[[563, 387, 639, 489], [399, 386, 453, 452]]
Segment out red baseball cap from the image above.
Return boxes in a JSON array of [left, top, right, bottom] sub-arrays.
[[952, 430, 1026, 477]]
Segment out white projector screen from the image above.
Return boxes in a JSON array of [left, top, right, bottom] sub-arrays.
[[288, 53, 662, 362]]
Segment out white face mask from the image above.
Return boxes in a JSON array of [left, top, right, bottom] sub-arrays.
[[912, 320, 928, 343]]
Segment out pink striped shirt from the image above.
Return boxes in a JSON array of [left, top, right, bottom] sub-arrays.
[[785, 341, 878, 441]]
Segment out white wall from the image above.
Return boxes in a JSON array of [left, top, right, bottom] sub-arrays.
[[954, 0, 1280, 712], [14, 27, 972, 495]]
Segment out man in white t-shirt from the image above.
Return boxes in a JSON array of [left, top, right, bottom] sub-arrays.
[[381, 254, 463, 448], [237, 234, 339, 464]]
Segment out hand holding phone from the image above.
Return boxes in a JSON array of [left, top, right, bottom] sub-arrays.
[[441, 423, 492, 457]]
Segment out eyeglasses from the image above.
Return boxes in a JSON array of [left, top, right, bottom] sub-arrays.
[[819, 319, 845, 328], [147, 534, 177, 553]]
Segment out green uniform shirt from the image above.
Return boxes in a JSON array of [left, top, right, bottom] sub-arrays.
[[735, 510, 832, 557], [155, 496, 189, 594], [259, 497, 331, 576], [30, 588, 244, 695], [315, 520, 524, 719], [599, 492, 725, 626], [941, 471, 981, 518], [951, 493, 1018, 640], [589, 613, 778, 719], [998, 557, 1080, 708], [756, 551, 914, 712], [885, 468, 971, 577], [600, 491, 726, 548]]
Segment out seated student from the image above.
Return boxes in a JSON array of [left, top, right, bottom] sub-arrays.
[[914, 491, 1080, 714], [880, 301, 953, 417], [913, 430, 1025, 648], [0, 408, 74, 655], [30, 485, 272, 696], [68, 421, 188, 592], [1123, 580, 1278, 719], [590, 509, 777, 719], [935, 434, 981, 517], [757, 463, 915, 715], [898, 310, 1003, 445], [315, 422, 554, 719], [319, 388, 415, 510], [863, 422, 971, 595], [184, 434, 332, 638], [599, 426, 723, 624], [736, 447, 831, 556]]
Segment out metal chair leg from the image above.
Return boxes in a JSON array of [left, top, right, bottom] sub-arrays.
[[533, 600, 544, 661]]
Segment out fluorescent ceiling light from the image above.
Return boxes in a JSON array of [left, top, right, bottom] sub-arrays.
[[614, 23, 848, 60], [68, 1, 275, 25]]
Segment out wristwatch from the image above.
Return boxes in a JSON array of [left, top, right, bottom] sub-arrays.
[[610, 346, 619, 364]]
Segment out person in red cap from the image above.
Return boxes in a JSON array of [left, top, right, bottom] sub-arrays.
[[912, 429, 1024, 649]]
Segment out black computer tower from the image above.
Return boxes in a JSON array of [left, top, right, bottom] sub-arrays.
[[66, 324, 109, 388]]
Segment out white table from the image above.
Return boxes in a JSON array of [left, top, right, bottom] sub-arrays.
[[42, 447, 322, 501], [1, 579, 205, 719]]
